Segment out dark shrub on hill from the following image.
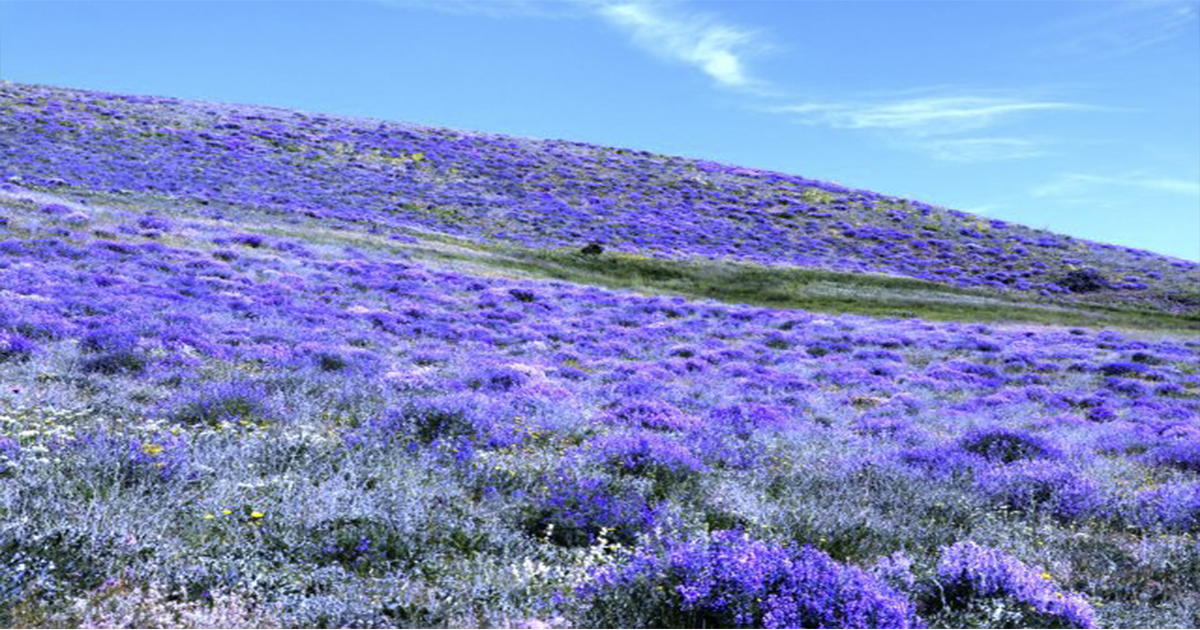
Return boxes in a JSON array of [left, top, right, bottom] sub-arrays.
[[959, 427, 1061, 464], [1057, 268, 1107, 293], [79, 327, 137, 354], [82, 350, 146, 375], [580, 242, 604, 256]]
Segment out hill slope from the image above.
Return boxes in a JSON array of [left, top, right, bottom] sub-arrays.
[[1, 83, 1199, 629], [2, 82, 1197, 318]]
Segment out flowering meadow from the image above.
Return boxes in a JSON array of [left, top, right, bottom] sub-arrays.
[[1, 82, 1199, 628]]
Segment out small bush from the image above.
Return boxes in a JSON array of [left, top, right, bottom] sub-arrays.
[[1135, 482, 1200, 533], [0, 332, 36, 362], [931, 540, 1096, 628], [975, 461, 1101, 521], [1057, 268, 1107, 293], [895, 445, 986, 479], [393, 398, 475, 443], [708, 403, 788, 435], [590, 431, 707, 488], [464, 364, 529, 392], [1098, 361, 1157, 379], [959, 427, 1061, 464], [166, 380, 272, 428], [137, 215, 172, 232], [79, 327, 138, 354], [82, 350, 146, 376], [527, 474, 657, 547], [1143, 441, 1200, 474], [580, 242, 604, 256], [603, 400, 697, 432], [579, 530, 919, 628]]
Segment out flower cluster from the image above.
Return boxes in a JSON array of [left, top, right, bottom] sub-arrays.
[[935, 541, 1096, 628], [581, 530, 919, 628]]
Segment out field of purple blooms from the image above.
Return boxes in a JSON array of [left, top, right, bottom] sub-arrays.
[[3, 83, 1198, 314], [1, 82, 1199, 628]]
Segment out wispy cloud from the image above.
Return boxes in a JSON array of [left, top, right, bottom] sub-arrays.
[[387, 1, 1111, 166], [925, 137, 1048, 163], [388, 0, 769, 90], [1037, 1, 1198, 59], [770, 96, 1091, 137], [594, 2, 766, 90], [766, 94, 1093, 162], [1032, 172, 1200, 200]]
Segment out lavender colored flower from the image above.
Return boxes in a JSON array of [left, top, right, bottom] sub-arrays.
[[603, 400, 697, 432], [1142, 441, 1200, 473], [895, 445, 987, 479], [590, 431, 707, 481], [975, 461, 1101, 521], [530, 474, 658, 547], [0, 331, 37, 362], [581, 530, 919, 628], [708, 403, 788, 435], [935, 540, 1096, 628], [1135, 482, 1200, 532], [464, 364, 529, 392]]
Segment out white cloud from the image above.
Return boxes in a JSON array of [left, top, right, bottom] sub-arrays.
[[765, 93, 1095, 162], [924, 137, 1047, 163], [1037, 1, 1198, 59], [388, 1, 1112, 166], [595, 2, 764, 90], [771, 96, 1090, 137], [1032, 172, 1200, 199], [388, 0, 768, 90]]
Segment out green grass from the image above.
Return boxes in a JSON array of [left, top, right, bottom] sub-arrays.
[[6, 186, 1196, 335], [426, 246, 1199, 334]]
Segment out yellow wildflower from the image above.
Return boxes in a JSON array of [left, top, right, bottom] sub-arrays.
[[141, 443, 164, 456]]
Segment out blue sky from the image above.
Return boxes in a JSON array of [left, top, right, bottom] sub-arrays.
[[2, 0, 1198, 259]]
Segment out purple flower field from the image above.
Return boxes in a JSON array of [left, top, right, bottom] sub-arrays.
[[1, 83, 1198, 628]]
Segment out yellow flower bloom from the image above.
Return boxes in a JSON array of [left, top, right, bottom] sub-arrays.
[[250, 511, 265, 519], [203, 513, 215, 520], [141, 443, 164, 456], [1040, 572, 1052, 580], [222, 509, 232, 515]]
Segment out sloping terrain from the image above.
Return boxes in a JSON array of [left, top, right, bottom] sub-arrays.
[[2, 83, 1197, 315], [0, 83, 1199, 628]]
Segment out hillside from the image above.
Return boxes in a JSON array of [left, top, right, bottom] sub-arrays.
[[1, 82, 1199, 629], [2, 83, 1197, 320]]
